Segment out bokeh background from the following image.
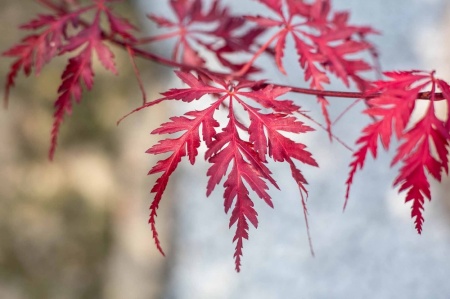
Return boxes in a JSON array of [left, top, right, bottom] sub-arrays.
[[1, 0, 450, 298], [0, 1, 173, 298]]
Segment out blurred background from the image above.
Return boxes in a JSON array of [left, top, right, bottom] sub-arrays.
[[0, 1, 173, 298], [1, 0, 450, 298]]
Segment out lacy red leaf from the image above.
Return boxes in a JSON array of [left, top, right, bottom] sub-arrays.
[[146, 0, 264, 71], [4, 1, 138, 159], [245, 0, 376, 90], [2, 10, 84, 107], [142, 70, 317, 271], [346, 70, 450, 233]]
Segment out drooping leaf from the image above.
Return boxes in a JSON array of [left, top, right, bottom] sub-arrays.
[[346, 70, 450, 233], [4, 2, 138, 158], [142, 70, 317, 271]]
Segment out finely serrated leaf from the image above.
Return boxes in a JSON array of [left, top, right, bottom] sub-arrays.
[[346, 70, 450, 233]]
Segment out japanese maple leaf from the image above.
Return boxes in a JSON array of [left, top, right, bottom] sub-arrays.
[[146, 0, 265, 71], [49, 11, 120, 159], [244, 0, 376, 90], [2, 8, 89, 107], [243, 0, 376, 143], [4, 0, 139, 159], [346, 70, 450, 233], [135, 70, 318, 271]]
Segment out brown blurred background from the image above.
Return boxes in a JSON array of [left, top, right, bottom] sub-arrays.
[[0, 1, 174, 298]]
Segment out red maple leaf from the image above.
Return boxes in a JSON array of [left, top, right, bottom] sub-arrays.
[[346, 70, 450, 233], [242, 0, 377, 142], [49, 11, 119, 159], [145, 0, 265, 71], [244, 0, 376, 89], [2, 9, 86, 107], [135, 70, 318, 271], [3, 0, 139, 159]]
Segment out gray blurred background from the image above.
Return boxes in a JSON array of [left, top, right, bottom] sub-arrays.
[[1, 0, 450, 298]]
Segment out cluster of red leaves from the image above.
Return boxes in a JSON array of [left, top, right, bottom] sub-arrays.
[[146, 0, 265, 71], [3, 0, 450, 272], [346, 71, 450, 233], [3, 0, 138, 159], [124, 0, 378, 271], [244, 0, 376, 89]]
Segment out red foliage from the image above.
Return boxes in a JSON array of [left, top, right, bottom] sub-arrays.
[[245, 0, 375, 90], [146, 0, 265, 71], [3, 0, 138, 159], [346, 71, 450, 233], [144, 71, 317, 271], [3, 0, 450, 271]]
